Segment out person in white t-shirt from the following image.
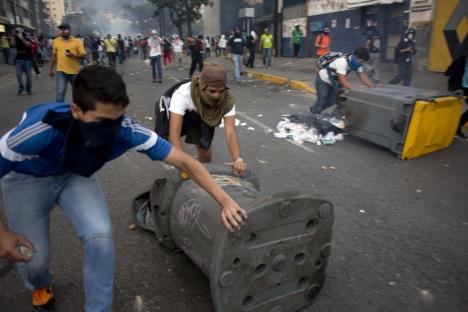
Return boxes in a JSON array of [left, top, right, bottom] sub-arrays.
[[147, 30, 163, 83], [172, 35, 184, 70], [310, 47, 374, 118], [218, 34, 227, 57], [168, 63, 247, 175]]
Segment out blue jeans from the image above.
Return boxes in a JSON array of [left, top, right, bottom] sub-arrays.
[[262, 48, 272, 67], [150, 55, 163, 81], [15, 60, 32, 92], [56, 72, 76, 103], [117, 50, 125, 64], [232, 53, 243, 81], [310, 76, 338, 116], [2, 172, 115, 312]]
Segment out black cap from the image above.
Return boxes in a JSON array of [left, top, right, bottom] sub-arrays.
[[58, 23, 71, 30]]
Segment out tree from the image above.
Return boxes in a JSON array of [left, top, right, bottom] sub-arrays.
[[148, 0, 211, 36]]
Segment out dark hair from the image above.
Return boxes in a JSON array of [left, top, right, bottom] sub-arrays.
[[353, 47, 370, 61], [72, 65, 129, 112]]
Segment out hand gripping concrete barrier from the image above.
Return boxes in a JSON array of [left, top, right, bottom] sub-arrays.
[[132, 164, 334, 312]]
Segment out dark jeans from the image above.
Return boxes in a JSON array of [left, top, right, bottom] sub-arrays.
[[458, 88, 468, 134], [247, 47, 256, 68], [107, 52, 116, 68], [117, 50, 125, 64], [293, 43, 301, 57], [310, 76, 338, 116], [150, 55, 163, 81], [32, 56, 40, 75], [389, 61, 412, 86], [15, 60, 32, 92], [190, 53, 203, 76], [2, 48, 9, 64]]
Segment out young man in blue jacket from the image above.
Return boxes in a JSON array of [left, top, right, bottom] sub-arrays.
[[0, 65, 247, 312]]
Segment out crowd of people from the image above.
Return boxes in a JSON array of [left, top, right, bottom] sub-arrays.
[[0, 18, 467, 312]]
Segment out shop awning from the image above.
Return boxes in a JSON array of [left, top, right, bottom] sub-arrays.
[[346, 0, 404, 8]]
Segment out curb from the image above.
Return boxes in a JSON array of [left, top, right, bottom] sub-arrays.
[[243, 70, 316, 94]]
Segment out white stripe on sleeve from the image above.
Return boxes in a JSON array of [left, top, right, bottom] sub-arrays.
[[0, 130, 36, 162], [131, 131, 158, 152]]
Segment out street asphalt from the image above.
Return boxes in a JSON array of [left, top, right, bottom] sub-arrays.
[[0, 57, 467, 312]]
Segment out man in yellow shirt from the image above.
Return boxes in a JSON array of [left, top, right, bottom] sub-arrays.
[[1, 34, 10, 64], [260, 28, 274, 68], [49, 23, 86, 102], [104, 34, 117, 68]]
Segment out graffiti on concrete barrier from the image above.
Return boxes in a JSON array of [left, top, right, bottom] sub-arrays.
[[178, 198, 211, 239], [212, 175, 242, 187], [180, 236, 207, 267]]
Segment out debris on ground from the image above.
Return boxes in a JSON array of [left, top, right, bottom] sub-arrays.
[[274, 114, 346, 145]]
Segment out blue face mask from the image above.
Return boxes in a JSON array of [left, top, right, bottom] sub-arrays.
[[42, 109, 123, 177], [348, 55, 362, 72]]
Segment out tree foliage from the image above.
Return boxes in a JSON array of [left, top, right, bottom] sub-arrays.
[[148, 0, 211, 36]]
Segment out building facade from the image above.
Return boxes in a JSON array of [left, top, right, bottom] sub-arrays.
[[0, 0, 51, 35], [43, 0, 65, 29], [203, 0, 465, 71]]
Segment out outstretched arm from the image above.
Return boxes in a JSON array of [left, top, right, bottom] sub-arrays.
[[163, 147, 248, 232], [223, 116, 247, 176], [358, 72, 375, 88], [168, 112, 184, 151]]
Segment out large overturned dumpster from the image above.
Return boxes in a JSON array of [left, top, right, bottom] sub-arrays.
[[344, 86, 464, 159], [132, 164, 334, 312]]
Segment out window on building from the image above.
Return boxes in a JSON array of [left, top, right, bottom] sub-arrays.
[[345, 18, 351, 29], [22, 8, 29, 19], [331, 19, 337, 28]]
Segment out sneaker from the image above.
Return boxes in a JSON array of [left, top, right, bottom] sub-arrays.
[[17, 90, 23, 95], [32, 285, 55, 311], [27, 90, 33, 95], [158, 80, 162, 83]]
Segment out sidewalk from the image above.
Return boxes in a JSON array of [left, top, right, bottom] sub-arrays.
[[0, 63, 13, 81], [239, 56, 448, 93]]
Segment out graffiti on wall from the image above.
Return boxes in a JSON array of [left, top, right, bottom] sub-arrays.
[[307, 0, 347, 16], [283, 18, 307, 38], [427, 0, 468, 72]]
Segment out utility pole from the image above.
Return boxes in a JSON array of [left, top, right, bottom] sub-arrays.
[[273, 0, 279, 56], [12, 0, 18, 26]]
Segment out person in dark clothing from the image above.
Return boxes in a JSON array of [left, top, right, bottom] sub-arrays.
[[445, 50, 468, 138], [189, 35, 204, 77], [246, 31, 257, 68], [116, 34, 125, 64], [389, 28, 417, 86], [163, 38, 172, 66], [228, 27, 246, 82], [9, 27, 32, 95]]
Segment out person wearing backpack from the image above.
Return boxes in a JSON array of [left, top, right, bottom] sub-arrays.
[[310, 47, 374, 118], [246, 31, 257, 68], [155, 63, 247, 176], [315, 26, 331, 58], [389, 28, 417, 86]]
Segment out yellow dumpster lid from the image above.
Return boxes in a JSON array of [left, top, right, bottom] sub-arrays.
[[401, 96, 464, 159]]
